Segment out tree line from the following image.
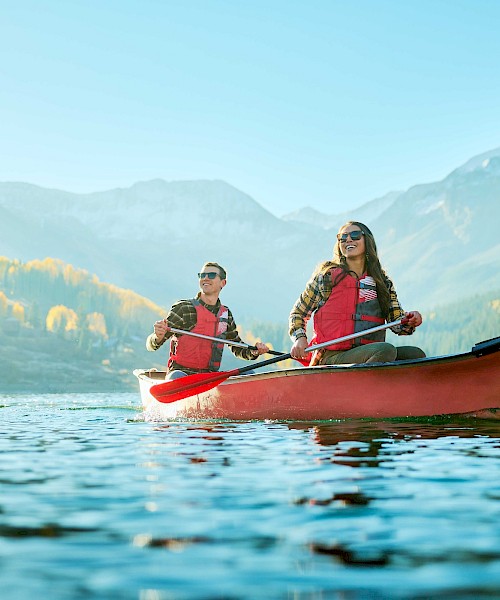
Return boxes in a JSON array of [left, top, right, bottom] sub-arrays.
[[0, 257, 164, 353]]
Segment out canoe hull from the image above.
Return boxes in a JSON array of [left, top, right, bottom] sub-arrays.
[[134, 338, 500, 421]]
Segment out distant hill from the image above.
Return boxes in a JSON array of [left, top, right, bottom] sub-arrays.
[[0, 147, 499, 321], [410, 288, 500, 357], [0, 257, 166, 391], [282, 191, 401, 230]]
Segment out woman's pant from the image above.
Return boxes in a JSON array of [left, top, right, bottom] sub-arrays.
[[319, 342, 426, 365]]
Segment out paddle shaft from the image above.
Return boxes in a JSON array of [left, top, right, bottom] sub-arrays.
[[164, 326, 284, 357]]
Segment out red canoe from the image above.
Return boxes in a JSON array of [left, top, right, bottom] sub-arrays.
[[134, 336, 500, 421]]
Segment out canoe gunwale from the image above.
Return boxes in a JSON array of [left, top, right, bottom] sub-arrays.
[[134, 347, 478, 384]]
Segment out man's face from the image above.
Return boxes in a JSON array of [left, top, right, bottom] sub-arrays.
[[198, 268, 226, 294]]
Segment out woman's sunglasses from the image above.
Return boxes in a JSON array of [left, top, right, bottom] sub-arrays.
[[337, 230, 364, 242], [198, 272, 220, 279]]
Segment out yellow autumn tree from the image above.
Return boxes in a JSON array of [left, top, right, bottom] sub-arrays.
[[0, 257, 10, 279], [11, 302, 25, 323], [86, 312, 108, 339], [63, 263, 88, 286], [0, 291, 8, 317], [46, 305, 79, 334], [37, 257, 64, 278]]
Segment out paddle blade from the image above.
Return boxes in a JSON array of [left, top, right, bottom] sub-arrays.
[[150, 370, 236, 403]]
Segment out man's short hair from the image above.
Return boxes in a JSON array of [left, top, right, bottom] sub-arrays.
[[202, 262, 227, 280]]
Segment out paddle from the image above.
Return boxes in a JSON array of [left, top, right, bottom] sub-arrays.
[[163, 326, 284, 356], [151, 318, 406, 403]]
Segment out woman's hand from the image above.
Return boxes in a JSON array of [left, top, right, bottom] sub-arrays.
[[291, 336, 309, 360], [404, 311, 423, 328]]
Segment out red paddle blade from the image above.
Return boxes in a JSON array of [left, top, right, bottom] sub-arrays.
[[150, 369, 238, 404]]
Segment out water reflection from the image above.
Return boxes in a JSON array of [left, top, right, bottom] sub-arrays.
[[287, 419, 500, 467], [308, 540, 390, 566], [290, 419, 500, 443]]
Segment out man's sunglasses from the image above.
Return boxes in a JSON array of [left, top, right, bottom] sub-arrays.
[[198, 272, 220, 279], [337, 230, 364, 242]]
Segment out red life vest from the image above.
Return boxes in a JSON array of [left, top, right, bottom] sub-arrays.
[[168, 300, 229, 371], [312, 268, 386, 351]]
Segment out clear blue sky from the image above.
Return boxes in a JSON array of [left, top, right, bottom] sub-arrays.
[[2, 0, 499, 216]]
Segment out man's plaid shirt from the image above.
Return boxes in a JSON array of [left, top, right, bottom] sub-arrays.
[[147, 293, 257, 360], [289, 270, 414, 341]]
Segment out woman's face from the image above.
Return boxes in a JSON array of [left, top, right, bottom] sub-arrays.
[[337, 224, 366, 259]]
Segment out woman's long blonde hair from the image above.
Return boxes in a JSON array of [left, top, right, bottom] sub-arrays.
[[313, 221, 391, 317]]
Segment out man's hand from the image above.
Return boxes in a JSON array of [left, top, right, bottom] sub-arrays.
[[252, 342, 270, 356], [153, 319, 169, 342]]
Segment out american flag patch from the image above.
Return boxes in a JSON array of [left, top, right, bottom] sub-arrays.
[[359, 276, 378, 302], [216, 310, 229, 335]]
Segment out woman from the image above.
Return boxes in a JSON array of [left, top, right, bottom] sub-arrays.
[[289, 221, 425, 365]]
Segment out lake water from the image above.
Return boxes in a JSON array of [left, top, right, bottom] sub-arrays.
[[1, 392, 499, 599]]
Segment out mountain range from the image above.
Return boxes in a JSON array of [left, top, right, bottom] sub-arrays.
[[1, 147, 499, 323]]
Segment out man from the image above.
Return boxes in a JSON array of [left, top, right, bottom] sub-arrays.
[[147, 262, 269, 378]]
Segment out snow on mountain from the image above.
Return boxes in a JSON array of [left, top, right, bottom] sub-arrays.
[[411, 189, 446, 216], [452, 147, 500, 175]]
